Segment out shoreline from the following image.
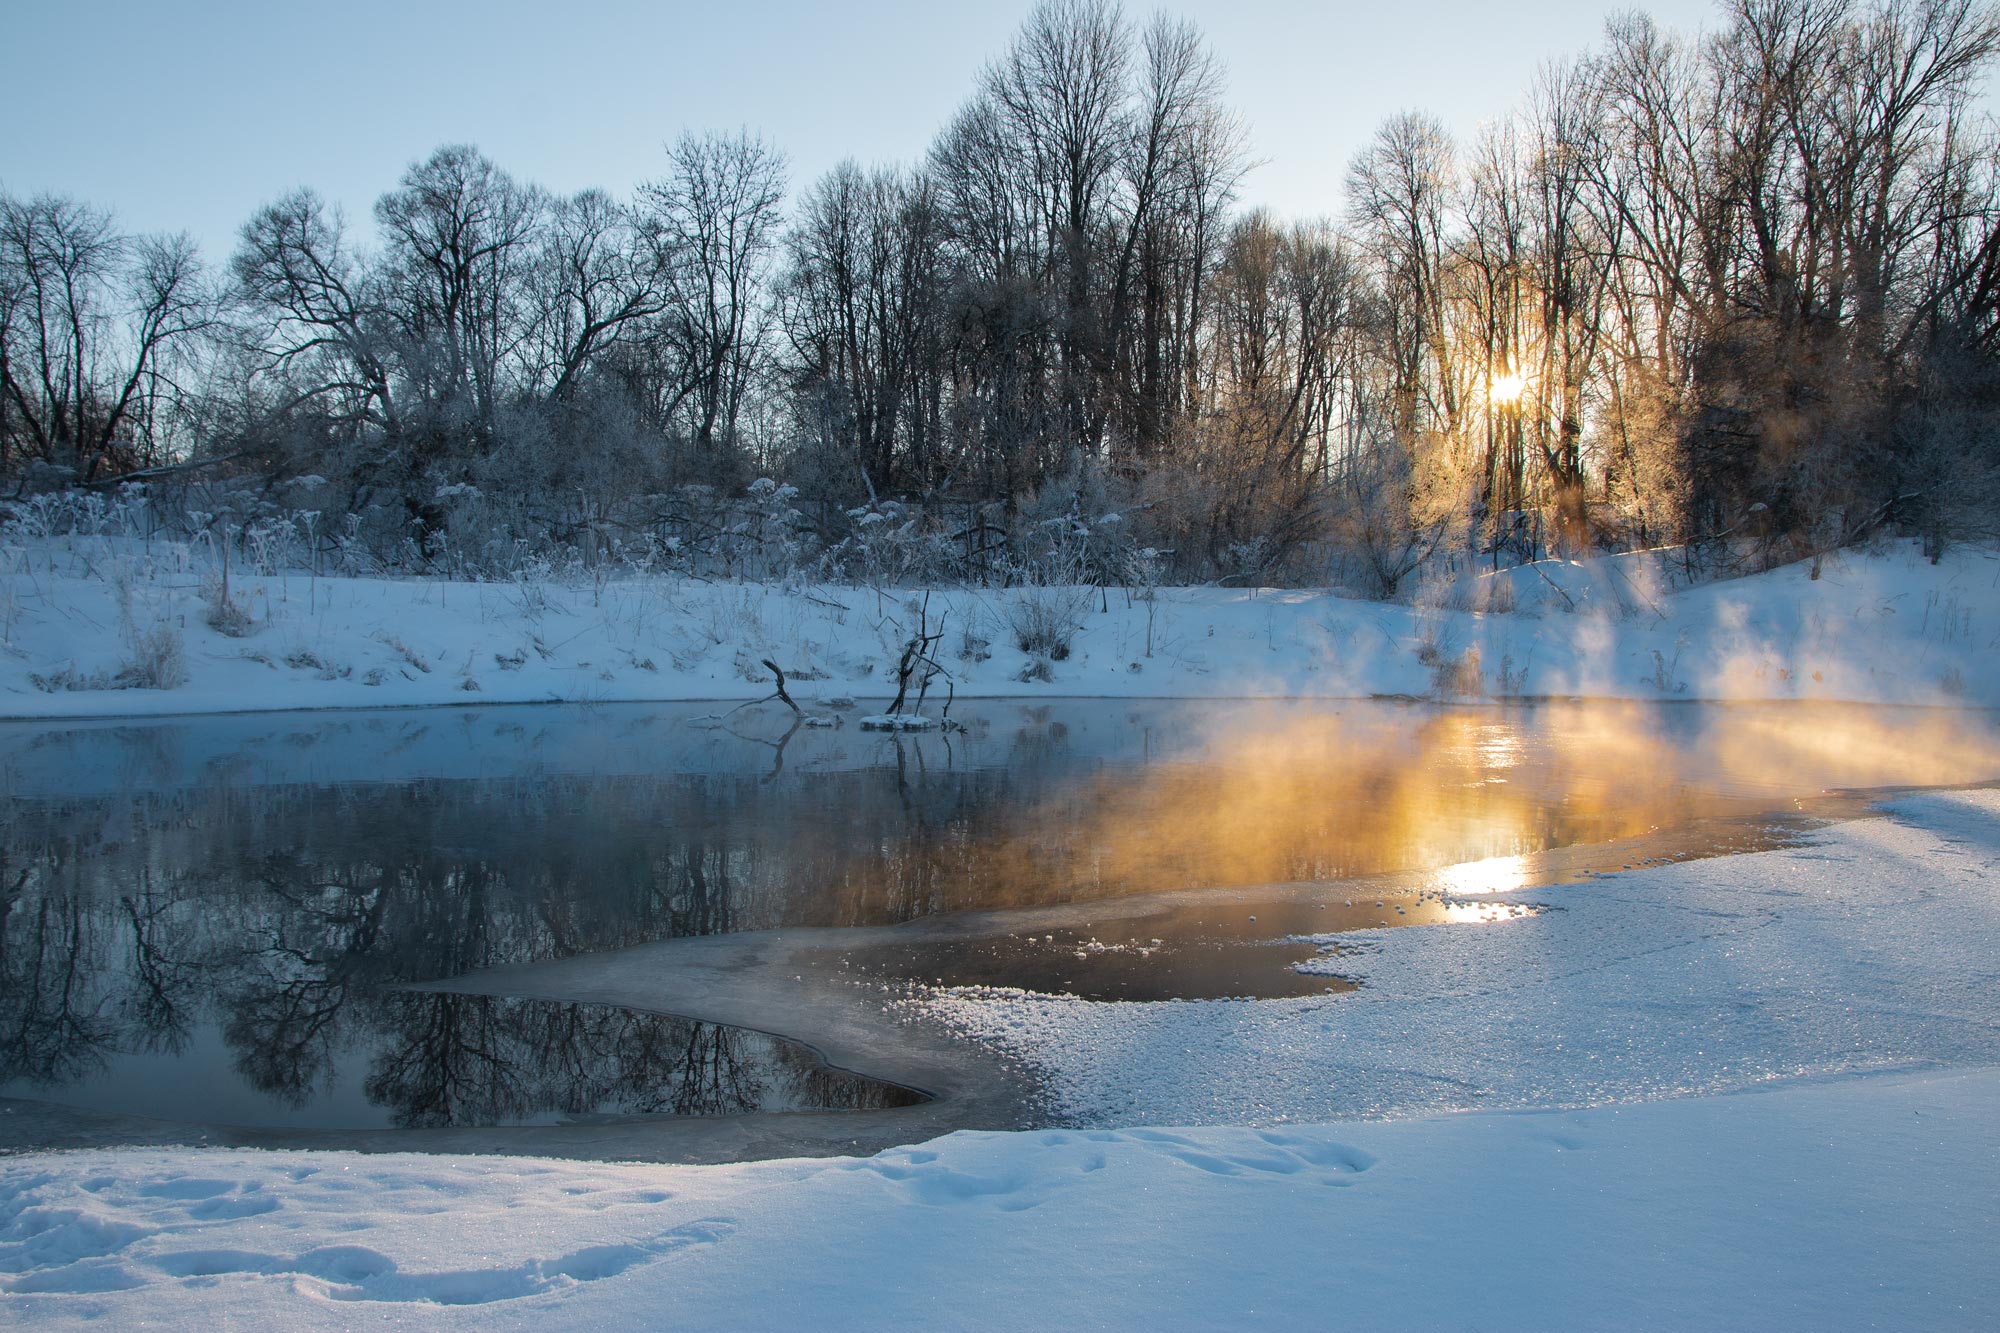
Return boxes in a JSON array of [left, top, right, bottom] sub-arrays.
[[6, 541, 1997, 721], [0, 785, 1929, 1166]]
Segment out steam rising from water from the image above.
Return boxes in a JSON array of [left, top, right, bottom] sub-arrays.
[[968, 702, 2000, 903], [4, 699, 1995, 1130]]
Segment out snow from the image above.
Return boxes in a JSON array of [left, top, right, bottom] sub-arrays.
[[3, 1071, 1995, 1327], [6, 789, 2000, 1327], [920, 790, 2000, 1125], [2, 538, 1996, 719], [856, 712, 941, 730]]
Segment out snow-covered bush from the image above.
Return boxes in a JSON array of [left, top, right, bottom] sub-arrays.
[[116, 624, 188, 690], [1006, 587, 1092, 661], [203, 585, 256, 637], [1009, 467, 1141, 587], [820, 500, 964, 585], [1426, 645, 1482, 699]]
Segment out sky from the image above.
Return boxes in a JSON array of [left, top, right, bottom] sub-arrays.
[[2, 0, 1759, 264]]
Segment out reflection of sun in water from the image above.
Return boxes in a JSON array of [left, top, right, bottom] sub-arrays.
[[1477, 731, 1522, 768], [1436, 853, 1530, 898]]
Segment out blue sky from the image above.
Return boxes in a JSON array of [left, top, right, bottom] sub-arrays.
[[4, 0, 1751, 261]]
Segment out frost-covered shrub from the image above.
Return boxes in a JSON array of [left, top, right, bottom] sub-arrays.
[[507, 555, 558, 620], [820, 500, 965, 585], [1016, 655, 1056, 683], [1651, 643, 1688, 694], [1005, 459, 1151, 586], [737, 478, 813, 579], [115, 624, 188, 690], [1428, 646, 1483, 699], [29, 664, 94, 692], [204, 586, 256, 637], [958, 619, 993, 663], [101, 557, 190, 690], [1007, 587, 1091, 661]]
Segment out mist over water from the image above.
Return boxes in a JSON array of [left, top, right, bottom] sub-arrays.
[[3, 698, 1996, 1131]]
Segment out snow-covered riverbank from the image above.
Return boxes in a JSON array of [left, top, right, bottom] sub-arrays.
[[6, 1065, 1996, 1330], [3, 538, 1997, 718], [7, 789, 1999, 1328]]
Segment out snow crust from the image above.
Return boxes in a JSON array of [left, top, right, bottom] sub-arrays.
[[856, 712, 940, 730], [2, 539, 1996, 719]]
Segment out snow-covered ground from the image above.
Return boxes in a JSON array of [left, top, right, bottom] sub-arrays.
[[7, 790, 1999, 1328], [5, 1067, 1995, 1330], [3, 537, 1997, 718]]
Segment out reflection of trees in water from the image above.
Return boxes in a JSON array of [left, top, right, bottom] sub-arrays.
[[777, 1042, 917, 1112], [649, 1017, 759, 1118], [0, 891, 117, 1086], [365, 992, 516, 1127], [360, 994, 916, 1127], [10, 708, 1673, 1121], [0, 804, 925, 1125], [118, 883, 196, 1057], [0, 873, 918, 1125], [6, 701, 1992, 1124]]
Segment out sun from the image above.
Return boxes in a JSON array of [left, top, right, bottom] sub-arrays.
[[1489, 371, 1527, 404]]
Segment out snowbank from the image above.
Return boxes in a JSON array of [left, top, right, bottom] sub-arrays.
[[1, 539, 1996, 719], [3, 1068, 1994, 1328]]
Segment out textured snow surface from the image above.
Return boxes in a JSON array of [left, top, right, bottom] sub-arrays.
[[3, 540, 1997, 718], [4, 1070, 1996, 1329], [920, 790, 2000, 1125]]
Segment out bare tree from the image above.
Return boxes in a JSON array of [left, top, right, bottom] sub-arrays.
[[0, 194, 217, 478], [1347, 113, 1461, 446], [781, 161, 945, 496], [639, 130, 787, 456], [233, 188, 402, 446], [529, 188, 672, 406], [373, 144, 544, 460]]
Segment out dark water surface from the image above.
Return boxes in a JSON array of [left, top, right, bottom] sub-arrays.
[[3, 698, 1996, 1132]]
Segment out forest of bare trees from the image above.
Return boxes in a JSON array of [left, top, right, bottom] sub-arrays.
[[4, 0, 1999, 591]]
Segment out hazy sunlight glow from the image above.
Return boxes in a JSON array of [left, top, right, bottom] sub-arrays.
[[1437, 854, 1532, 897]]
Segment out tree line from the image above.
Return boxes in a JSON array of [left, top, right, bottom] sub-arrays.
[[4, 0, 1998, 589]]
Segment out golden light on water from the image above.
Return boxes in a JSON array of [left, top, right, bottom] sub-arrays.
[[921, 702, 2000, 917], [1436, 854, 1532, 898]]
